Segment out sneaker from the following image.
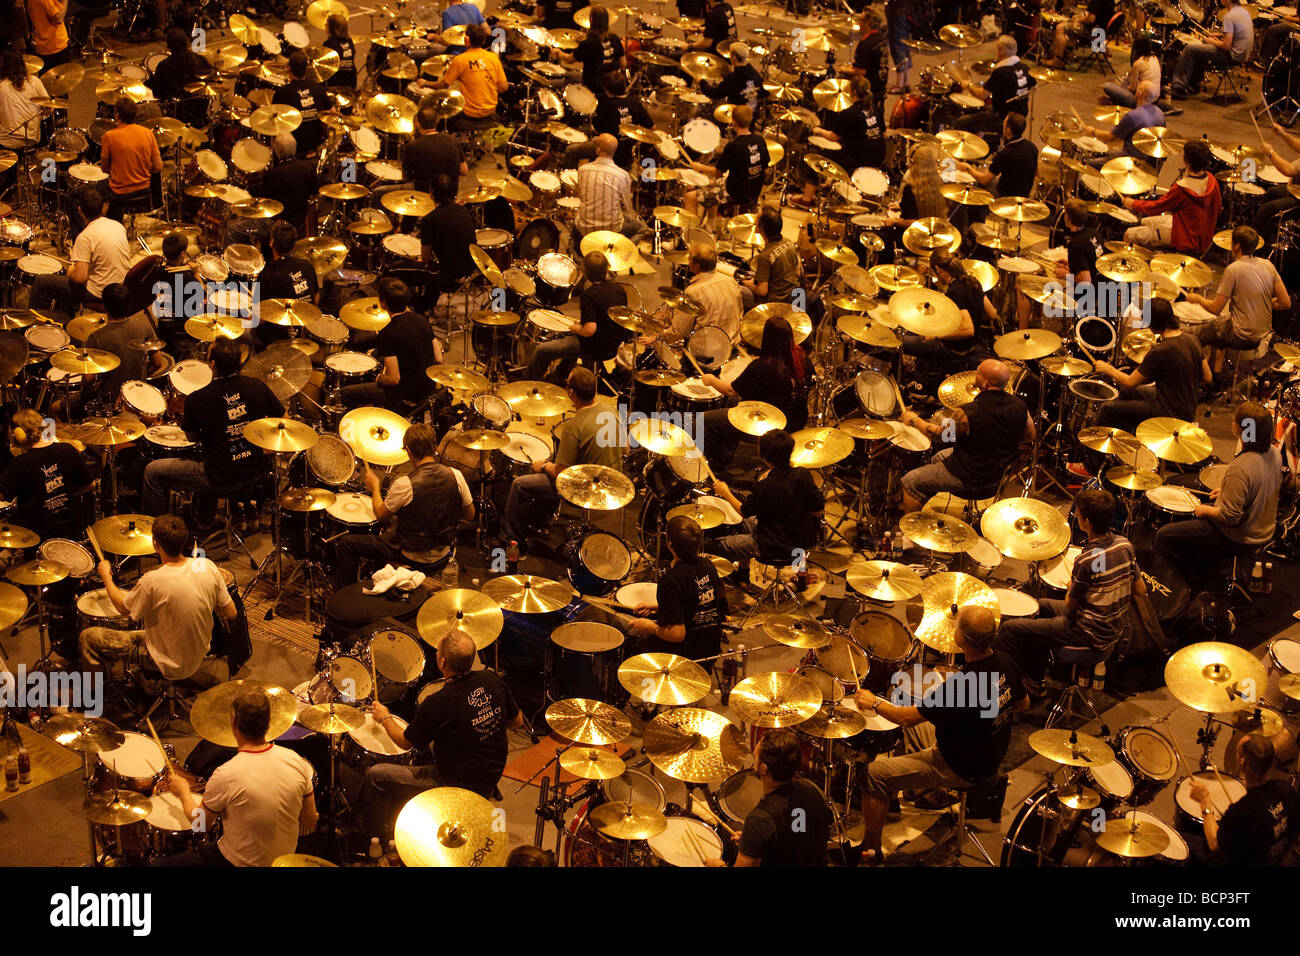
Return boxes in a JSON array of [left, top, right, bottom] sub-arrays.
[[1066, 462, 1093, 479], [912, 788, 960, 811], [1023, 676, 1048, 699]]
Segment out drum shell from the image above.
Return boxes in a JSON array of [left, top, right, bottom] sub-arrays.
[[360, 627, 428, 703], [850, 611, 918, 695], [561, 767, 665, 867], [340, 714, 415, 770], [92, 731, 167, 795], [534, 252, 579, 307], [475, 228, 513, 273], [324, 350, 380, 387], [76, 588, 136, 634], [1000, 786, 1086, 867], [470, 314, 522, 362], [567, 533, 632, 597]]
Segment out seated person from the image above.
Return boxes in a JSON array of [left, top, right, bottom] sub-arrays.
[[955, 111, 1038, 201], [573, 133, 647, 246], [420, 173, 477, 302], [683, 105, 769, 219], [340, 277, 440, 414], [30, 186, 130, 321], [1078, 80, 1164, 161], [953, 35, 1035, 139], [258, 222, 320, 339], [80, 514, 238, 680], [794, 76, 883, 211], [525, 251, 626, 381], [1169, 0, 1253, 98], [333, 423, 474, 587], [1257, 123, 1300, 242], [85, 282, 163, 406], [899, 359, 1032, 512], [902, 252, 995, 382], [996, 489, 1142, 694], [1044, 0, 1115, 67], [739, 206, 801, 311], [1122, 140, 1221, 256], [700, 41, 763, 109], [1188, 735, 1300, 865], [1102, 34, 1161, 108], [707, 428, 825, 566]]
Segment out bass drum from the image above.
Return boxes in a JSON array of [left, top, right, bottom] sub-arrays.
[[515, 217, 561, 261], [561, 767, 666, 867], [1000, 786, 1091, 867]]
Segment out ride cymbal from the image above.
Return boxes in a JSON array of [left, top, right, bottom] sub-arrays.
[[980, 497, 1071, 561], [643, 708, 746, 783], [730, 672, 822, 727], [1135, 416, 1212, 464], [192, 679, 296, 746], [1164, 641, 1267, 712], [394, 787, 507, 866], [618, 653, 711, 705], [917, 571, 1000, 652]]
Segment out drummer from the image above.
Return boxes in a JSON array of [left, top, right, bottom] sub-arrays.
[[229, 134, 318, 245], [1168, 0, 1254, 99], [99, 98, 164, 222], [899, 359, 1033, 514], [0, 50, 47, 150], [273, 51, 331, 156], [323, 14, 359, 89], [525, 250, 626, 381], [30, 186, 131, 321], [700, 42, 762, 109], [1077, 80, 1164, 162], [1042, 0, 1114, 68], [739, 206, 800, 311], [952, 35, 1034, 140], [690, 0, 737, 53], [585, 70, 653, 170], [793, 77, 884, 212], [682, 105, 769, 221], [420, 173, 476, 300], [1189, 734, 1300, 865], [258, 223, 320, 325], [333, 423, 474, 587], [1121, 140, 1220, 257], [902, 252, 995, 383], [404, 107, 468, 195], [678, 243, 744, 342], [146, 27, 213, 125], [75, 282, 164, 415], [2, 407, 93, 542], [432, 23, 508, 131], [953, 111, 1037, 201], [573, 133, 648, 248], [560, 5, 624, 91], [340, 277, 440, 414]]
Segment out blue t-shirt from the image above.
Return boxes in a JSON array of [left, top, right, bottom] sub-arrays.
[[442, 2, 485, 28], [1114, 103, 1165, 158], [1223, 4, 1253, 61]]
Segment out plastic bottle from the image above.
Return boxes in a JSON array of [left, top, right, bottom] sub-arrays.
[[718, 647, 737, 706], [1250, 561, 1264, 593], [16, 747, 30, 785], [506, 540, 519, 574], [367, 836, 383, 866], [4, 756, 16, 792], [441, 556, 459, 588], [882, 532, 892, 560], [892, 531, 905, 560], [1092, 662, 1106, 693], [1264, 562, 1274, 595]]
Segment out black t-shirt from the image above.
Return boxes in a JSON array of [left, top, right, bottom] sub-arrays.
[[733, 357, 794, 418], [704, 63, 764, 107], [578, 280, 627, 360], [916, 650, 1026, 782], [263, 158, 318, 227], [404, 132, 463, 195], [654, 555, 727, 663], [1089, 0, 1116, 29], [989, 138, 1039, 198], [1067, 226, 1104, 281], [743, 464, 824, 562], [737, 778, 831, 866], [323, 35, 358, 87], [834, 100, 886, 171], [853, 30, 888, 94], [258, 256, 319, 316], [594, 94, 652, 167], [984, 60, 1035, 116], [945, 274, 985, 352], [0, 442, 91, 539], [946, 390, 1028, 488], [273, 80, 330, 152], [420, 202, 477, 281], [1217, 780, 1300, 866], [717, 133, 769, 206], [183, 374, 284, 485], [376, 310, 437, 404], [147, 51, 212, 101], [405, 670, 519, 797], [574, 32, 624, 90], [1138, 332, 1203, 420], [538, 0, 576, 28], [703, 1, 737, 49]]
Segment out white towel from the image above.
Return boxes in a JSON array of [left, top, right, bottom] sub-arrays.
[[362, 565, 427, 595]]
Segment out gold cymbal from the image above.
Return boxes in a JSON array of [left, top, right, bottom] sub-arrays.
[[643, 707, 746, 783], [838, 264, 880, 297], [498, 379, 573, 417], [730, 672, 822, 727], [870, 263, 923, 292], [1149, 253, 1213, 289], [815, 238, 858, 265], [279, 487, 336, 513], [917, 571, 1000, 652], [652, 204, 699, 230], [989, 196, 1050, 222], [80, 414, 145, 446], [83, 791, 153, 827], [628, 416, 694, 454], [210, 42, 248, 72], [426, 364, 489, 392], [1131, 126, 1185, 159], [545, 697, 632, 744], [981, 497, 1071, 562], [231, 197, 284, 219], [306, 0, 348, 30], [937, 369, 1013, 409], [340, 297, 391, 332], [340, 406, 408, 465], [560, 746, 626, 780], [366, 93, 418, 134], [556, 464, 635, 510], [6, 558, 68, 587], [90, 514, 154, 556], [666, 501, 726, 530], [299, 702, 366, 735], [482, 574, 574, 614], [417, 588, 502, 650], [845, 557, 923, 601], [381, 52, 419, 80], [657, 286, 705, 316], [239, 416, 318, 454], [0, 523, 39, 549], [381, 189, 435, 218], [939, 21, 982, 47], [1102, 165, 1158, 196], [1096, 814, 1171, 858], [994, 327, 1062, 361], [43, 714, 123, 754], [293, 236, 350, 283], [937, 128, 989, 160], [454, 428, 510, 451], [1029, 728, 1116, 767], [1164, 641, 1267, 712], [1041, 355, 1094, 377], [580, 231, 638, 271], [228, 12, 260, 43], [899, 511, 978, 553], [318, 182, 369, 201], [1016, 274, 1077, 311], [762, 614, 833, 650], [728, 401, 786, 437], [1104, 464, 1162, 491], [1079, 426, 1140, 456], [1135, 416, 1212, 464], [618, 652, 712, 705], [889, 286, 961, 336], [259, 297, 320, 328], [940, 182, 994, 206], [0, 580, 26, 629], [741, 303, 812, 347], [185, 313, 244, 342], [788, 427, 854, 468], [798, 704, 868, 739], [804, 154, 850, 183], [817, 635, 870, 686], [272, 853, 337, 867], [51, 348, 120, 375], [249, 104, 301, 137], [812, 77, 853, 111], [837, 313, 900, 348], [41, 61, 85, 97], [588, 801, 668, 840], [394, 786, 507, 866], [634, 368, 686, 388], [192, 679, 297, 746], [620, 122, 659, 144], [680, 51, 726, 82], [1095, 252, 1150, 283]]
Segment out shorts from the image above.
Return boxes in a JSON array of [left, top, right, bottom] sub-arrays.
[[1198, 315, 1262, 352], [861, 723, 974, 796]]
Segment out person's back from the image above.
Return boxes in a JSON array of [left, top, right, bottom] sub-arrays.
[[948, 390, 1027, 489], [126, 557, 227, 678], [184, 374, 282, 486], [1219, 446, 1283, 545], [421, 201, 476, 279], [1072, 532, 1138, 651], [1224, 3, 1254, 59], [0, 441, 88, 539], [1219, 778, 1299, 865], [378, 310, 437, 406], [88, 309, 154, 395], [740, 777, 831, 866], [557, 403, 621, 470], [102, 122, 158, 195], [746, 463, 822, 561], [204, 744, 314, 866], [1223, 255, 1281, 341], [405, 669, 518, 796], [446, 47, 503, 117]]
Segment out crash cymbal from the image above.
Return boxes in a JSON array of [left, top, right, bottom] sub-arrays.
[[1079, 426, 1140, 456], [939, 21, 982, 47], [889, 286, 961, 336], [184, 313, 243, 342], [845, 557, 924, 602], [837, 313, 900, 348], [381, 189, 436, 218], [580, 231, 638, 271], [981, 497, 1070, 562], [228, 12, 260, 43], [618, 653, 712, 705], [727, 215, 765, 249], [244, 342, 312, 401], [916, 571, 1000, 652], [901, 215, 963, 255], [231, 197, 284, 220], [238, 416, 318, 454], [340, 406, 407, 465], [452, 428, 507, 454], [298, 702, 366, 735], [815, 238, 857, 265], [666, 501, 726, 530], [1104, 464, 1162, 492], [937, 369, 1015, 409], [1101, 165, 1158, 196], [210, 42, 249, 72], [50, 348, 120, 375], [79, 414, 145, 447], [657, 286, 705, 316], [812, 77, 854, 111], [787, 426, 854, 469], [937, 128, 990, 160], [416, 588, 502, 650], [259, 298, 320, 328], [804, 154, 850, 183], [730, 672, 822, 728], [293, 236, 350, 283], [899, 511, 978, 553], [278, 487, 336, 512], [989, 196, 1050, 222], [318, 182, 369, 201], [192, 679, 296, 746], [425, 89, 465, 120], [41, 61, 85, 97], [381, 52, 419, 80], [634, 368, 687, 387], [43, 714, 123, 753], [556, 464, 635, 511], [588, 801, 668, 840], [1095, 252, 1150, 283], [0, 579, 25, 629], [1095, 814, 1171, 858], [498, 380, 573, 418], [643, 708, 746, 783], [798, 704, 868, 739], [620, 122, 659, 144], [740, 303, 812, 347], [83, 791, 153, 827], [1149, 253, 1213, 289], [1131, 126, 1186, 159], [426, 364, 490, 392], [393, 786, 508, 867], [483, 574, 574, 614], [1135, 416, 1212, 464], [728, 401, 786, 437], [837, 264, 880, 297], [680, 51, 726, 82], [0, 523, 38, 549], [1164, 641, 1267, 712], [31, 95, 71, 111], [545, 697, 632, 744], [6, 558, 68, 587], [870, 263, 923, 292], [249, 104, 301, 137], [1016, 274, 1077, 311], [1041, 355, 1094, 377], [88, 514, 153, 556], [560, 746, 626, 780], [306, 0, 348, 29], [762, 614, 833, 650], [994, 327, 1062, 361], [629, 416, 695, 455], [364, 92, 417, 134], [0, 310, 39, 331], [838, 419, 892, 443], [940, 182, 995, 206], [1029, 728, 1116, 767], [339, 297, 391, 332]]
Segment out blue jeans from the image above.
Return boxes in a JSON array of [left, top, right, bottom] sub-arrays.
[[358, 761, 445, 840], [886, 3, 912, 74], [995, 598, 1084, 681], [702, 515, 759, 563], [1102, 82, 1138, 107], [701, 407, 742, 469], [1172, 44, 1234, 93], [526, 333, 581, 381], [505, 472, 558, 541], [1154, 518, 1253, 586], [142, 457, 212, 515]]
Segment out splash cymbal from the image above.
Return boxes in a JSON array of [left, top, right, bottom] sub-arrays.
[[618, 653, 711, 705], [1078, 426, 1139, 456], [560, 746, 626, 780], [339, 297, 391, 332], [1104, 464, 1162, 491], [42, 714, 122, 753], [798, 704, 868, 739], [845, 557, 923, 601]]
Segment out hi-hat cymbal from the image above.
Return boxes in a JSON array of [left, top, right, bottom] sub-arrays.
[[560, 746, 626, 780], [340, 297, 390, 332], [994, 327, 1063, 361], [666, 501, 726, 530], [653, 204, 700, 229], [192, 679, 297, 746], [937, 128, 989, 160], [184, 313, 244, 342], [498, 380, 573, 418], [1029, 728, 1116, 767], [990, 196, 1050, 222], [940, 182, 995, 206], [299, 702, 366, 735], [889, 286, 961, 336], [43, 714, 123, 753], [426, 364, 490, 392], [763, 614, 833, 650], [588, 801, 668, 840], [243, 417, 318, 453], [1096, 814, 1171, 858], [899, 511, 978, 553], [394, 786, 507, 866], [870, 263, 923, 292], [340, 407, 407, 465], [728, 401, 786, 437], [845, 557, 924, 601], [917, 571, 1000, 652], [1078, 426, 1140, 456], [788, 427, 854, 468], [454, 428, 510, 451], [483, 574, 574, 614], [348, 209, 394, 237], [0, 523, 39, 549], [634, 368, 686, 388], [556, 464, 635, 510], [83, 791, 153, 827], [1105, 464, 1162, 491], [1149, 253, 1213, 289], [980, 497, 1071, 561], [815, 238, 857, 265], [546, 697, 632, 744], [51, 348, 120, 375], [629, 417, 695, 454], [837, 313, 900, 348], [249, 104, 301, 136], [812, 77, 854, 111], [6, 558, 68, 587], [580, 231, 638, 271], [730, 672, 822, 727], [79, 414, 145, 447], [618, 653, 712, 705], [1041, 355, 1093, 377], [798, 704, 868, 739], [278, 487, 336, 512], [381, 189, 435, 218], [1135, 416, 1212, 464], [643, 708, 746, 783], [1164, 641, 1267, 712]]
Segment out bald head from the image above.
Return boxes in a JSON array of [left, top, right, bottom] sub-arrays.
[[594, 133, 618, 157], [957, 606, 997, 651], [1136, 80, 1160, 106], [438, 629, 476, 675], [976, 359, 1009, 390]]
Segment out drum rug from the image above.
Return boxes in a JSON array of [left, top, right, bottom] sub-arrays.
[[502, 735, 635, 791]]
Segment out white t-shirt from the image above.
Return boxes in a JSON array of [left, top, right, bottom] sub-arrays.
[[203, 745, 314, 867], [71, 216, 131, 298], [124, 557, 233, 679], [0, 77, 47, 149], [1127, 54, 1160, 91]]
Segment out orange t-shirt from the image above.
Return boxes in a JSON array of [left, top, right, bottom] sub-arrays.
[[443, 48, 506, 118], [29, 0, 69, 56], [101, 123, 162, 195]]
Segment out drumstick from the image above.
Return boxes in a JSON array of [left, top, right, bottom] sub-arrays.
[[85, 526, 105, 563], [368, 652, 379, 702], [683, 823, 711, 865], [144, 718, 176, 775]]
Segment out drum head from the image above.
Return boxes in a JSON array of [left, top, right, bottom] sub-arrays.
[[1088, 759, 1134, 799], [537, 252, 578, 287], [1119, 727, 1179, 781], [504, 268, 536, 296], [1271, 638, 1300, 673], [471, 392, 512, 427], [307, 433, 357, 485], [687, 326, 732, 369], [516, 218, 560, 259], [682, 118, 721, 154], [854, 369, 900, 418], [1068, 377, 1118, 402], [601, 767, 666, 810], [850, 612, 912, 662], [367, 630, 425, 682], [551, 620, 624, 653], [717, 768, 763, 822], [1074, 315, 1116, 355], [327, 491, 377, 524], [615, 581, 657, 609], [39, 538, 93, 576], [580, 532, 631, 581], [100, 732, 165, 778]]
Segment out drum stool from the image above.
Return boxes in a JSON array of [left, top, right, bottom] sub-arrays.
[[197, 475, 270, 570], [1207, 59, 1249, 104], [922, 773, 1002, 867], [1213, 331, 1272, 408], [1043, 644, 1110, 730]]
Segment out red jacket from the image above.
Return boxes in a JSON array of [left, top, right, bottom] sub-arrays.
[[1130, 172, 1221, 256]]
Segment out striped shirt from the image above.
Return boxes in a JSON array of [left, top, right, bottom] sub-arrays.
[[684, 270, 744, 341], [1069, 533, 1138, 649], [575, 156, 631, 234]]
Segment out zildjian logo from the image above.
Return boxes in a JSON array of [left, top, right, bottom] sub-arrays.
[[1141, 570, 1171, 598]]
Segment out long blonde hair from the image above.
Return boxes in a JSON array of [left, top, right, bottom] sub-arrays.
[[908, 144, 948, 220]]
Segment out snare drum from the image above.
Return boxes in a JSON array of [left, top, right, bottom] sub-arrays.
[[529, 170, 562, 207], [120, 380, 166, 422], [17, 254, 62, 279], [39, 538, 94, 584], [682, 118, 721, 154], [1114, 725, 1179, 805], [1066, 377, 1119, 436], [1144, 484, 1198, 529], [307, 315, 349, 363], [993, 587, 1039, 618], [326, 490, 379, 535], [382, 233, 421, 266], [1174, 771, 1245, 831], [647, 816, 723, 867], [167, 359, 213, 415], [341, 713, 413, 769], [224, 244, 265, 282], [885, 420, 931, 472], [1039, 546, 1081, 596], [359, 628, 427, 702], [76, 587, 135, 632], [850, 611, 917, 694], [1083, 758, 1135, 808], [1120, 809, 1190, 865], [192, 253, 230, 283], [546, 620, 626, 702], [569, 532, 631, 596], [475, 227, 513, 272], [24, 324, 70, 354], [144, 424, 198, 460], [562, 767, 666, 867], [144, 791, 214, 859], [94, 732, 166, 794], [325, 350, 379, 385], [68, 162, 109, 186], [496, 429, 553, 478], [669, 378, 725, 414], [961, 536, 1003, 580], [527, 307, 572, 339], [536, 252, 579, 305]]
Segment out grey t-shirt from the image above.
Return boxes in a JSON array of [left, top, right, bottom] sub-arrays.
[[87, 310, 157, 398], [1216, 446, 1282, 545], [1218, 256, 1280, 342], [1223, 4, 1253, 60], [754, 238, 800, 303]]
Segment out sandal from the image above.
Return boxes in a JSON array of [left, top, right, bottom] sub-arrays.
[[887, 84, 910, 94]]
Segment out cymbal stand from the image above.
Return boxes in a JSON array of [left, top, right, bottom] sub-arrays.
[[241, 449, 299, 620], [519, 737, 588, 854], [319, 684, 352, 863], [1013, 360, 1070, 498]]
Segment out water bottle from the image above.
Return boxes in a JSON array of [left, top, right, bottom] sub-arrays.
[[506, 540, 520, 574], [882, 532, 892, 560], [1092, 661, 1106, 693], [719, 646, 737, 705], [892, 532, 905, 560], [367, 837, 383, 866], [441, 555, 459, 588], [1250, 561, 1264, 593]]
